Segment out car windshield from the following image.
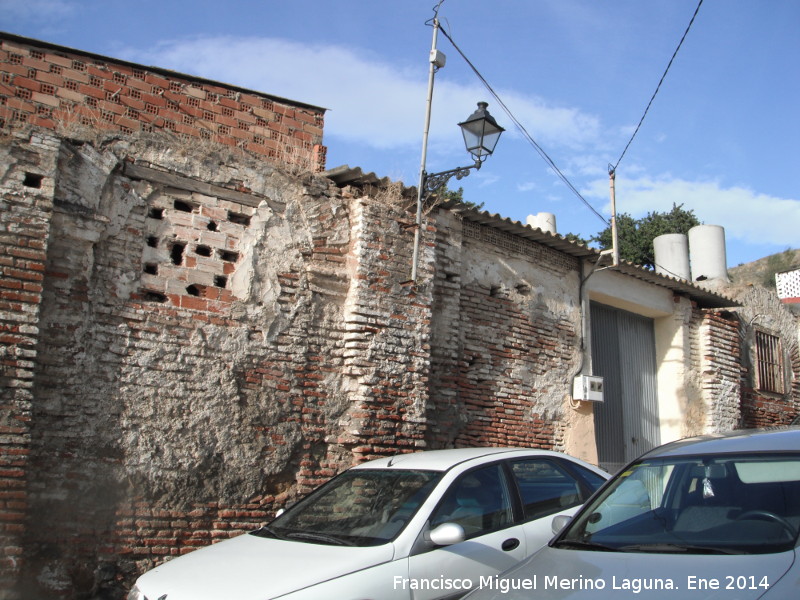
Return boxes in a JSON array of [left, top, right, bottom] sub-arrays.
[[556, 452, 800, 555], [254, 469, 442, 547]]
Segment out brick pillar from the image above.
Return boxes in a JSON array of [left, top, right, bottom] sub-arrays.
[[0, 131, 57, 598]]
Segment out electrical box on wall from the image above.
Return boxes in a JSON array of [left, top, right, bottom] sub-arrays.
[[573, 375, 604, 402]]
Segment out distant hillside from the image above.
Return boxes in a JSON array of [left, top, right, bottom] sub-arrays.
[[728, 248, 800, 289]]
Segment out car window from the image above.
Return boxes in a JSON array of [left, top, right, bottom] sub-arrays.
[[430, 463, 513, 538], [266, 469, 441, 546], [510, 459, 585, 520], [559, 453, 800, 555], [584, 462, 674, 534], [569, 462, 607, 491]]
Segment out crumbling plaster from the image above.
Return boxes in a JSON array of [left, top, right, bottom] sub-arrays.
[[7, 130, 434, 597], [459, 248, 581, 416], [732, 285, 800, 426], [32, 135, 346, 505], [427, 210, 584, 455]]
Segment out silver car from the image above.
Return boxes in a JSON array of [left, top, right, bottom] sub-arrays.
[[464, 428, 800, 599], [128, 447, 607, 600]]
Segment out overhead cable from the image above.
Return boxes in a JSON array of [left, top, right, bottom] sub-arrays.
[[612, 0, 704, 171], [437, 24, 609, 226]]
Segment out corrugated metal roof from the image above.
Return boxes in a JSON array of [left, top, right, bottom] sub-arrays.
[[440, 200, 598, 258], [323, 165, 399, 189], [324, 167, 739, 309], [447, 201, 740, 308]]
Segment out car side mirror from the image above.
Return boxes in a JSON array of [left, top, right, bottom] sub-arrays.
[[551, 514, 571, 535], [428, 522, 466, 546]]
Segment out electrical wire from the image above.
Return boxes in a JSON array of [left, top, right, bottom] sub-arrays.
[[441, 17, 696, 281], [426, 0, 446, 26], [437, 24, 609, 227], [610, 0, 705, 278], [434, 3, 705, 271], [612, 0, 704, 171]]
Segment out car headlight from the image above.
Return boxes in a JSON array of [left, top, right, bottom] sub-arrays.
[[126, 585, 147, 600]]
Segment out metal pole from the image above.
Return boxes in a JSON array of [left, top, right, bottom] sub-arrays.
[[410, 17, 440, 284], [609, 168, 619, 267]]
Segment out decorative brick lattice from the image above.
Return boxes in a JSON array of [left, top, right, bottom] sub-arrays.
[[776, 268, 800, 300], [463, 220, 579, 273], [0, 33, 328, 172]]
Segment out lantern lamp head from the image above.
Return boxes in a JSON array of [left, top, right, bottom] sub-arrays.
[[458, 102, 505, 165]]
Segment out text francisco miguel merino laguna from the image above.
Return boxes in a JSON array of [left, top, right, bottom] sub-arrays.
[[392, 574, 743, 594]]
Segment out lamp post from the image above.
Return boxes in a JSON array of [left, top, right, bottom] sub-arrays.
[[410, 17, 504, 283]]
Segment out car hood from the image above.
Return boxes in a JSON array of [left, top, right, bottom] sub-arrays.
[[475, 546, 795, 599], [134, 532, 396, 600]]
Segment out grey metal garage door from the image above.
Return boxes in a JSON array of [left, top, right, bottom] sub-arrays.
[[590, 302, 660, 474]]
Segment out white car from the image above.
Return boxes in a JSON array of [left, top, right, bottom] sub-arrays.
[[463, 428, 800, 599], [128, 447, 607, 600]]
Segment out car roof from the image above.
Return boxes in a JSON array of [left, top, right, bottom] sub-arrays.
[[350, 447, 586, 472], [640, 427, 800, 459]]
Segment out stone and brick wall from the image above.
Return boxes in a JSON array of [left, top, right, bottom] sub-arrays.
[[733, 286, 800, 428], [0, 33, 327, 173], [0, 125, 588, 598], [694, 309, 742, 431], [0, 131, 57, 598], [426, 211, 581, 451], [0, 129, 430, 598], [1, 36, 785, 594], [0, 124, 782, 599]]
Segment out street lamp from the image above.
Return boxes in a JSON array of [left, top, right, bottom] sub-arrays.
[[460, 101, 504, 164], [418, 102, 505, 202], [409, 101, 504, 283], [409, 14, 505, 284], [409, 9, 505, 283]]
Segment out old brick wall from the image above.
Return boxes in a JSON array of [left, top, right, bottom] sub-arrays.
[[427, 210, 582, 450], [0, 131, 58, 598], [733, 286, 800, 428], [0, 33, 604, 599], [692, 309, 742, 433], [0, 33, 327, 173], [1, 126, 590, 599], [0, 130, 431, 599]]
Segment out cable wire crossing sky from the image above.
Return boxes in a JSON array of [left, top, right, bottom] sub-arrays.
[[2, 0, 797, 267]]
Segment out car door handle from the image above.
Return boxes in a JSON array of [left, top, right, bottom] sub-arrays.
[[501, 538, 520, 551]]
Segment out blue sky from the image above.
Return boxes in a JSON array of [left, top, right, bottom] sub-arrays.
[[2, 0, 798, 267]]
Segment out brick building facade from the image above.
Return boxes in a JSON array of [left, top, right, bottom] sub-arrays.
[[0, 32, 327, 173], [734, 286, 800, 428], [2, 127, 798, 600], [1, 33, 798, 600]]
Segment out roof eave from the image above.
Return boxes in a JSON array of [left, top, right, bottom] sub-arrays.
[[444, 201, 740, 309], [323, 170, 739, 309]]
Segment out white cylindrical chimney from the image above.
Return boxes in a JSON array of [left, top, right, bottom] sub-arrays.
[[653, 233, 690, 280], [688, 225, 729, 284], [526, 212, 557, 234]]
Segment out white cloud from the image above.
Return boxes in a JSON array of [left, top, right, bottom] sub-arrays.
[[494, 91, 603, 151], [119, 35, 605, 155], [583, 175, 800, 248]]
